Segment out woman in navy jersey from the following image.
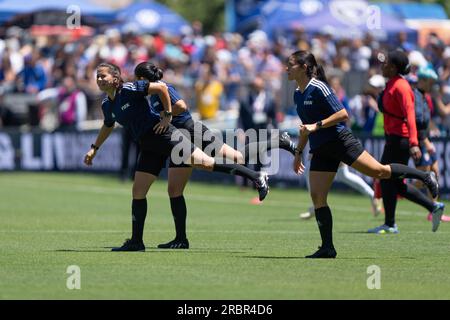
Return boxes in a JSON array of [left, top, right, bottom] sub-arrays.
[[84, 62, 269, 252], [287, 51, 439, 258], [134, 61, 297, 249]]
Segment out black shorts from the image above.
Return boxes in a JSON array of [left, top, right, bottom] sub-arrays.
[[135, 124, 195, 176], [169, 118, 224, 168], [310, 129, 364, 172], [380, 134, 410, 165]]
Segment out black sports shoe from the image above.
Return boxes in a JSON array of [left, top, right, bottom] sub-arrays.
[[111, 239, 145, 252], [279, 132, 297, 155], [305, 246, 337, 259], [157, 238, 189, 249], [255, 172, 269, 201], [424, 171, 439, 199]]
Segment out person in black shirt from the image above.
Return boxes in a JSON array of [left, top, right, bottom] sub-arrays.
[[84, 62, 270, 252], [288, 51, 440, 258]]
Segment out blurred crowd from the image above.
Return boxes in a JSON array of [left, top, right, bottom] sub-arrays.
[[1, 22, 450, 136]]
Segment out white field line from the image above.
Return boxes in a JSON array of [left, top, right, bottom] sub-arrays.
[[0, 177, 433, 217]]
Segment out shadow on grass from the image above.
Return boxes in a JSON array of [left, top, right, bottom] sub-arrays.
[[239, 255, 306, 260], [239, 255, 416, 260], [339, 231, 381, 234], [52, 249, 117, 253], [267, 219, 306, 223], [51, 248, 250, 254]]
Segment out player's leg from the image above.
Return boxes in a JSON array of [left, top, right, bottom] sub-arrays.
[[350, 150, 439, 199], [307, 170, 337, 258], [305, 153, 339, 259], [161, 124, 270, 201], [217, 143, 245, 164], [244, 131, 296, 163], [112, 151, 165, 252], [299, 155, 315, 219], [158, 166, 193, 249], [188, 147, 269, 201]]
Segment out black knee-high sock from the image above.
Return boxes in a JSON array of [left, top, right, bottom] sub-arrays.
[[170, 196, 187, 240], [399, 182, 436, 212], [213, 163, 259, 180], [131, 199, 147, 243], [315, 206, 334, 248], [244, 136, 296, 163], [381, 179, 398, 227], [390, 163, 427, 180]]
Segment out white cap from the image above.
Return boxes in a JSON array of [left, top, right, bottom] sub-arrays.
[[408, 50, 428, 68], [368, 74, 385, 89]]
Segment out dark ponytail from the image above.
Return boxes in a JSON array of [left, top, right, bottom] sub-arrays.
[[289, 50, 328, 84], [314, 64, 328, 84], [134, 61, 164, 82]]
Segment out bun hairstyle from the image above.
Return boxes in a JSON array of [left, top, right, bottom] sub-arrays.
[[388, 49, 411, 76], [290, 50, 328, 84], [134, 62, 164, 82]]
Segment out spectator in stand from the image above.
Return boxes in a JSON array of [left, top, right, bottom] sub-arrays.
[[16, 51, 47, 94], [37, 76, 87, 131], [0, 48, 16, 92], [348, 74, 385, 134], [195, 63, 223, 120]]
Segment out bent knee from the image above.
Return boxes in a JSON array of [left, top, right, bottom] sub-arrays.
[[168, 185, 184, 198], [132, 188, 147, 199], [310, 191, 327, 206], [236, 151, 244, 164], [376, 165, 391, 179]]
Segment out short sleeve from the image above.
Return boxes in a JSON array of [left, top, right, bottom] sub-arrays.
[[325, 93, 344, 113], [168, 85, 182, 105], [122, 80, 149, 98], [313, 82, 344, 113], [151, 84, 182, 111], [101, 100, 115, 127]]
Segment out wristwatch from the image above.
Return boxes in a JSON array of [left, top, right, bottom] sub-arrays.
[[164, 110, 173, 117], [316, 120, 323, 130]]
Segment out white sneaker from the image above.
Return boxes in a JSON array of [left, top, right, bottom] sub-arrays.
[[299, 207, 315, 220], [371, 198, 384, 217]]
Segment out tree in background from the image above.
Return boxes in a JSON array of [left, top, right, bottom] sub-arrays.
[[156, 0, 225, 34], [374, 0, 450, 18]]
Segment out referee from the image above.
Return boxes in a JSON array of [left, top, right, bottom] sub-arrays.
[[287, 50, 439, 258], [135, 62, 296, 249], [84, 62, 269, 252]]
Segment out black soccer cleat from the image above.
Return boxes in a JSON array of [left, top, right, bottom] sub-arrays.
[[255, 172, 269, 201], [111, 239, 145, 252], [279, 132, 297, 156], [157, 238, 189, 249], [305, 246, 337, 259], [424, 171, 439, 199]]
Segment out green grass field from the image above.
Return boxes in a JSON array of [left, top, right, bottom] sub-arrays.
[[1, 172, 450, 300]]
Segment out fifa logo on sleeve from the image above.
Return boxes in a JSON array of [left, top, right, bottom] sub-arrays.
[[366, 265, 381, 290], [66, 265, 81, 290]]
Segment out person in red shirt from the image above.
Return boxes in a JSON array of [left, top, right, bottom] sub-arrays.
[[368, 50, 444, 234]]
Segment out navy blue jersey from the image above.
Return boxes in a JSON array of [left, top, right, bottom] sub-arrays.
[[294, 78, 346, 150], [148, 82, 192, 127], [101, 80, 160, 141]]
